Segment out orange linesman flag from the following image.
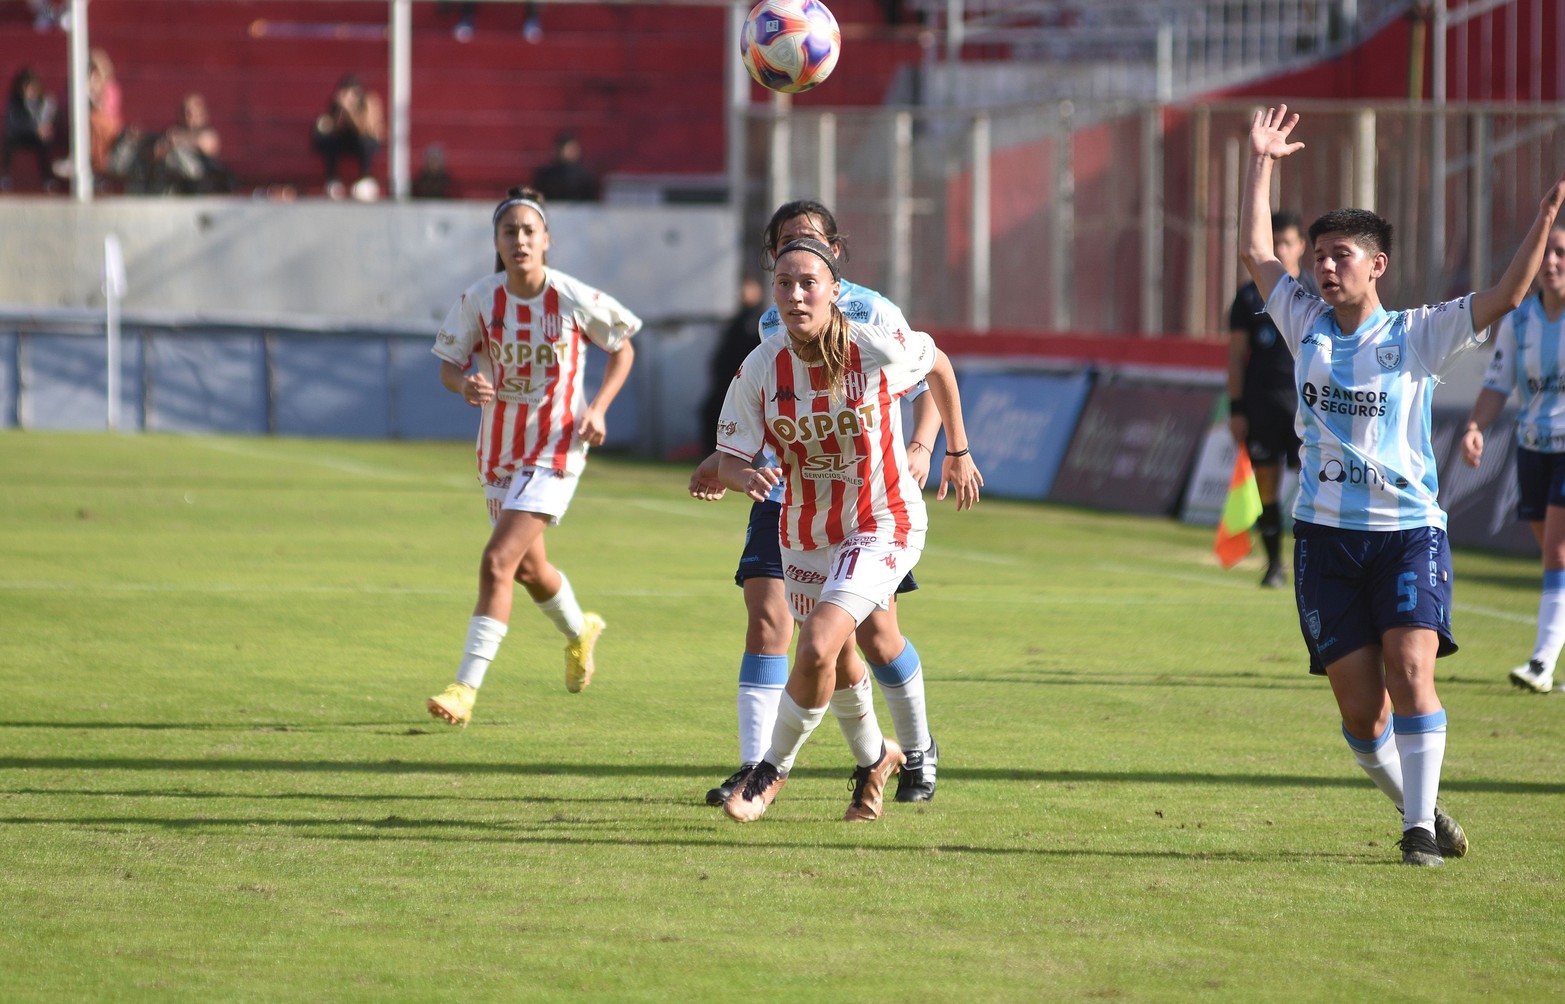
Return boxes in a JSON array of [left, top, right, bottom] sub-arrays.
[[1215, 450, 1263, 569]]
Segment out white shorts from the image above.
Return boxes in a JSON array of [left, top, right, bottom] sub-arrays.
[[483, 467, 580, 527], [782, 536, 922, 626]]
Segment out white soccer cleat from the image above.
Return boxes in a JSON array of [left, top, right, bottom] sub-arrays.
[[1509, 660, 1554, 694]]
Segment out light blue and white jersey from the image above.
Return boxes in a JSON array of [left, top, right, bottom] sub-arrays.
[[754, 279, 920, 503], [1481, 294, 1565, 453], [1266, 273, 1484, 531]]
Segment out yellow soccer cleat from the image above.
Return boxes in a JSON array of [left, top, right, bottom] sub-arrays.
[[427, 682, 476, 727], [564, 612, 605, 693]]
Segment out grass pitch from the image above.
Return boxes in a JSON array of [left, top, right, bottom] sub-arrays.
[[1, 431, 1561, 1001]]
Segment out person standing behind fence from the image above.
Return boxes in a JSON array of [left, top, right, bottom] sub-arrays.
[[1228, 210, 1314, 587], [1240, 104, 1565, 866], [2, 67, 56, 191], [1459, 222, 1565, 695], [425, 186, 640, 729]]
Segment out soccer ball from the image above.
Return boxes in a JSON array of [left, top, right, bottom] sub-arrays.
[[740, 0, 841, 94]]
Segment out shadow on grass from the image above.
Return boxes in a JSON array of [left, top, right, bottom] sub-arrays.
[[0, 811, 1382, 864], [2, 756, 1561, 795]]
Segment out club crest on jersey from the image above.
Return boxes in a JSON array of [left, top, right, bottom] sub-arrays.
[[536, 313, 564, 342], [1375, 342, 1403, 370], [843, 371, 867, 403]]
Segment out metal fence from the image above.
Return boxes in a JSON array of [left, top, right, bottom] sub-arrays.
[[746, 98, 1565, 337]]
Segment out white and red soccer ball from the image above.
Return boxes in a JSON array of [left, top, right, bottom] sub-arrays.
[[740, 0, 841, 94]]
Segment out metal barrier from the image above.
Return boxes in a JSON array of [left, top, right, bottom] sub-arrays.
[[747, 99, 1565, 337]]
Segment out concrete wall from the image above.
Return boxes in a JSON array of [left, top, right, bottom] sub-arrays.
[[0, 198, 741, 327]]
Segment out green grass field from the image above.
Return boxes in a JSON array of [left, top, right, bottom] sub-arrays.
[[1, 431, 1561, 1001]]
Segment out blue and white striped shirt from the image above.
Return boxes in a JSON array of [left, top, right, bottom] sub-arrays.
[[1266, 274, 1484, 530], [1481, 293, 1565, 453]]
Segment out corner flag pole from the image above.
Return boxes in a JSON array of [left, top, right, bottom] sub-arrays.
[[104, 234, 126, 431]]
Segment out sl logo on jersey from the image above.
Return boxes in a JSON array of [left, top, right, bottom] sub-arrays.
[[802, 453, 864, 485], [843, 371, 867, 402], [1376, 342, 1403, 370]]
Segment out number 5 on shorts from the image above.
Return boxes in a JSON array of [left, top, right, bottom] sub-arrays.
[[1396, 571, 1417, 613]]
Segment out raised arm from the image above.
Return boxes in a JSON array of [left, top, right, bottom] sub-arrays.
[[1469, 172, 1565, 332], [1239, 105, 1306, 302]]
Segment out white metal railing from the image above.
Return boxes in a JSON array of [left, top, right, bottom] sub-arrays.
[[749, 99, 1565, 337]]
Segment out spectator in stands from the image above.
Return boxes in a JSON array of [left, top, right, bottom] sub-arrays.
[[87, 49, 124, 178], [26, 1, 67, 32], [1460, 221, 1565, 696], [311, 73, 385, 200], [3, 67, 57, 192], [442, 1, 541, 43], [531, 131, 599, 202], [412, 143, 455, 199], [1227, 209, 1315, 588], [150, 93, 233, 195]]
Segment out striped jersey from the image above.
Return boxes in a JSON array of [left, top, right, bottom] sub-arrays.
[[1481, 293, 1565, 453], [1265, 273, 1484, 530], [433, 268, 641, 481], [716, 323, 935, 550], [753, 278, 916, 503]]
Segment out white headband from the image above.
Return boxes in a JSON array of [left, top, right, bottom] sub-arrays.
[[492, 197, 547, 229]]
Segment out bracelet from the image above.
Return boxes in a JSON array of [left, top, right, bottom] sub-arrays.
[[945, 447, 970, 458], [1229, 398, 1246, 417], [908, 441, 930, 454]]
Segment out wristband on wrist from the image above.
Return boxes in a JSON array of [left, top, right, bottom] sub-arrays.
[[1229, 398, 1246, 417], [945, 447, 970, 458]]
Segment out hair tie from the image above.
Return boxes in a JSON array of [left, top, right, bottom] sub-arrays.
[[775, 237, 840, 281], [492, 197, 547, 229]]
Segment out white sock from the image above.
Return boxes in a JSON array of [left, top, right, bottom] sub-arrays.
[[766, 691, 826, 774], [868, 638, 931, 754], [455, 615, 508, 689], [829, 675, 884, 768], [535, 572, 585, 639], [737, 653, 788, 765], [1531, 569, 1565, 671], [1392, 710, 1447, 834], [1342, 722, 1404, 807]]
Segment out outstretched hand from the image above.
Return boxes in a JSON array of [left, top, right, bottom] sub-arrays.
[[936, 454, 983, 511], [1250, 104, 1305, 162]]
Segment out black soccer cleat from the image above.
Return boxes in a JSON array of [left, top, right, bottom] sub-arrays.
[[706, 765, 756, 806], [1397, 825, 1444, 867], [894, 739, 938, 803], [1433, 805, 1468, 859]]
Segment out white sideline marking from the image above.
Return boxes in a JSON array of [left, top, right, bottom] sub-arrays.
[[192, 439, 466, 486]]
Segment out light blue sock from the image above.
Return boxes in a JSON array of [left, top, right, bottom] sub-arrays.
[[1341, 721, 1404, 808], [1392, 710, 1447, 834], [736, 653, 788, 766], [869, 638, 930, 754]]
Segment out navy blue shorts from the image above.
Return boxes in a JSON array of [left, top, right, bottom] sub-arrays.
[[734, 499, 918, 594], [1514, 447, 1565, 522], [1293, 521, 1457, 675]]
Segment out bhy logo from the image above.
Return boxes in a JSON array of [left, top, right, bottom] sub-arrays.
[[1318, 455, 1410, 490]]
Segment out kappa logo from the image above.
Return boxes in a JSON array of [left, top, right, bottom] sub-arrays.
[[881, 553, 897, 572], [843, 371, 867, 402], [785, 564, 828, 585], [893, 330, 906, 347], [1375, 343, 1403, 370], [772, 387, 799, 403]]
